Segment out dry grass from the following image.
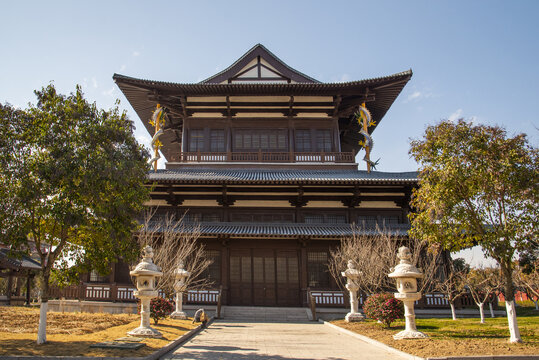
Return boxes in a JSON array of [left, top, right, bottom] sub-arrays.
[[332, 309, 539, 358], [0, 306, 197, 357]]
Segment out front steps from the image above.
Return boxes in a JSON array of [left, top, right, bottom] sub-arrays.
[[221, 306, 311, 322]]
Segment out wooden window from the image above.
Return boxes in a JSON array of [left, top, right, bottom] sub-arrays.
[[210, 129, 225, 152], [316, 129, 332, 152], [295, 129, 311, 152], [185, 212, 221, 222], [357, 215, 378, 226], [188, 129, 204, 152], [89, 270, 109, 283], [203, 250, 221, 284], [307, 251, 330, 288], [381, 216, 400, 225], [304, 213, 346, 224], [233, 129, 287, 151], [230, 212, 294, 223]]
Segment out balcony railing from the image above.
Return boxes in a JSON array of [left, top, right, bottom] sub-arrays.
[[167, 151, 355, 163]]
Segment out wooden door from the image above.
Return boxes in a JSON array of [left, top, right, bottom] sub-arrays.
[[253, 249, 276, 306], [229, 249, 252, 305], [229, 248, 301, 306], [276, 250, 300, 306]]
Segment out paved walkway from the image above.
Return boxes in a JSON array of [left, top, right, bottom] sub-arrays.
[[164, 320, 409, 360]]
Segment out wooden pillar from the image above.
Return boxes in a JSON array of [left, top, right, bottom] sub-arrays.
[[220, 238, 230, 305], [6, 274, 13, 305], [25, 274, 33, 306], [299, 239, 308, 306]]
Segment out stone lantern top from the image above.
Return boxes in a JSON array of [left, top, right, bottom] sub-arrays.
[[388, 246, 423, 279], [130, 245, 163, 277]]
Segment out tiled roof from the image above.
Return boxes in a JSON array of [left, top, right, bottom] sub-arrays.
[[0, 249, 41, 271], [145, 222, 410, 238], [148, 169, 418, 184]]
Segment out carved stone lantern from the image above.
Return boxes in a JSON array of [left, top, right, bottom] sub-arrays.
[[388, 246, 428, 339], [341, 260, 364, 322], [128, 245, 163, 337], [170, 260, 190, 320]]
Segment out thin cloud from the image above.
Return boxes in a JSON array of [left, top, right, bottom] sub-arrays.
[[132, 51, 140, 57], [91, 77, 98, 88], [448, 109, 463, 122], [120, 64, 126, 71], [102, 87, 115, 98], [403, 89, 434, 103]]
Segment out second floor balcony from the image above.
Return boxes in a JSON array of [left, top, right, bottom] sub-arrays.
[[166, 151, 355, 164]]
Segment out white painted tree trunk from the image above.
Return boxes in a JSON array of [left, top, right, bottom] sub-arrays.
[[477, 302, 485, 323], [37, 301, 48, 344], [533, 299, 538, 311], [450, 302, 457, 320], [505, 300, 522, 343], [489, 302, 495, 317]]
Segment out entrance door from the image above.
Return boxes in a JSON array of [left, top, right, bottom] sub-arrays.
[[229, 249, 252, 305], [229, 248, 300, 306], [253, 249, 276, 306]]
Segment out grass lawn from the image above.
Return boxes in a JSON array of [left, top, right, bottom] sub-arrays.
[[0, 306, 198, 357], [332, 306, 539, 358]]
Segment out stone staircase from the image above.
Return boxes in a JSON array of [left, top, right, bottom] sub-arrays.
[[221, 306, 311, 322]]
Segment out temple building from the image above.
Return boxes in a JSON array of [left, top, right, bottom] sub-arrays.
[[113, 44, 416, 307]]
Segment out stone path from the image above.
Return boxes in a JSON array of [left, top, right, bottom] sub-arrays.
[[164, 320, 409, 360]]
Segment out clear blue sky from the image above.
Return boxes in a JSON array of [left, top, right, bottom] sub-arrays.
[[3, 0, 536, 265], [1, 0, 537, 172]]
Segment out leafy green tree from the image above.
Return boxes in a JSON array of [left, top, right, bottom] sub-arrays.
[[409, 119, 538, 343], [0, 84, 150, 344]]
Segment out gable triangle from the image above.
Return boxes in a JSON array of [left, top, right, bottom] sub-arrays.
[[201, 44, 319, 84]]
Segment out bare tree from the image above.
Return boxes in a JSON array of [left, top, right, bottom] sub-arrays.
[[465, 266, 500, 323], [135, 209, 213, 297], [514, 261, 539, 310], [433, 259, 468, 320], [328, 226, 440, 299]]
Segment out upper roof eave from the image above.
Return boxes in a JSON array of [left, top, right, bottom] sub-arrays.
[[112, 70, 412, 96]]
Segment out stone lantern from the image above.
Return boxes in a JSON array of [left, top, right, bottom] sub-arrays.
[[341, 260, 364, 322], [388, 246, 428, 339], [128, 245, 163, 337], [170, 260, 190, 320]]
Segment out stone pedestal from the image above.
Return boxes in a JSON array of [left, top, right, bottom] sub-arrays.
[[393, 292, 427, 339], [170, 291, 187, 319], [128, 290, 162, 337]]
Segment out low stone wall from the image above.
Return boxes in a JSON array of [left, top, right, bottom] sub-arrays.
[[48, 300, 137, 314]]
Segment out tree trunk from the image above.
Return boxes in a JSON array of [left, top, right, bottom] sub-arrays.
[[501, 262, 522, 343], [37, 273, 50, 345], [533, 299, 538, 311], [449, 302, 457, 320], [489, 302, 495, 318], [477, 302, 485, 324]]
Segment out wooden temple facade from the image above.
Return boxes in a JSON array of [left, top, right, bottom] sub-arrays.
[[112, 44, 417, 307]]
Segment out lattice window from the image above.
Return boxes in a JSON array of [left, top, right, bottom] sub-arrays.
[[380, 216, 400, 225], [316, 129, 332, 152], [295, 129, 312, 152], [210, 129, 225, 152], [89, 270, 109, 283], [307, 251, 330, 288], [357, 215, 378, 226], [204, 250, 221, 284], [233, 129, 287, 151], [188, 129, 204, 151]]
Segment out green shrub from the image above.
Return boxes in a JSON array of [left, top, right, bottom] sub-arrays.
[[138, 297, 174, 324], [362, 293, 404, 328]]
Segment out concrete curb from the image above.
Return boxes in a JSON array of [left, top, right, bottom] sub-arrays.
[[0, 319, 211, 360], [321, 319, 424, 360]]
